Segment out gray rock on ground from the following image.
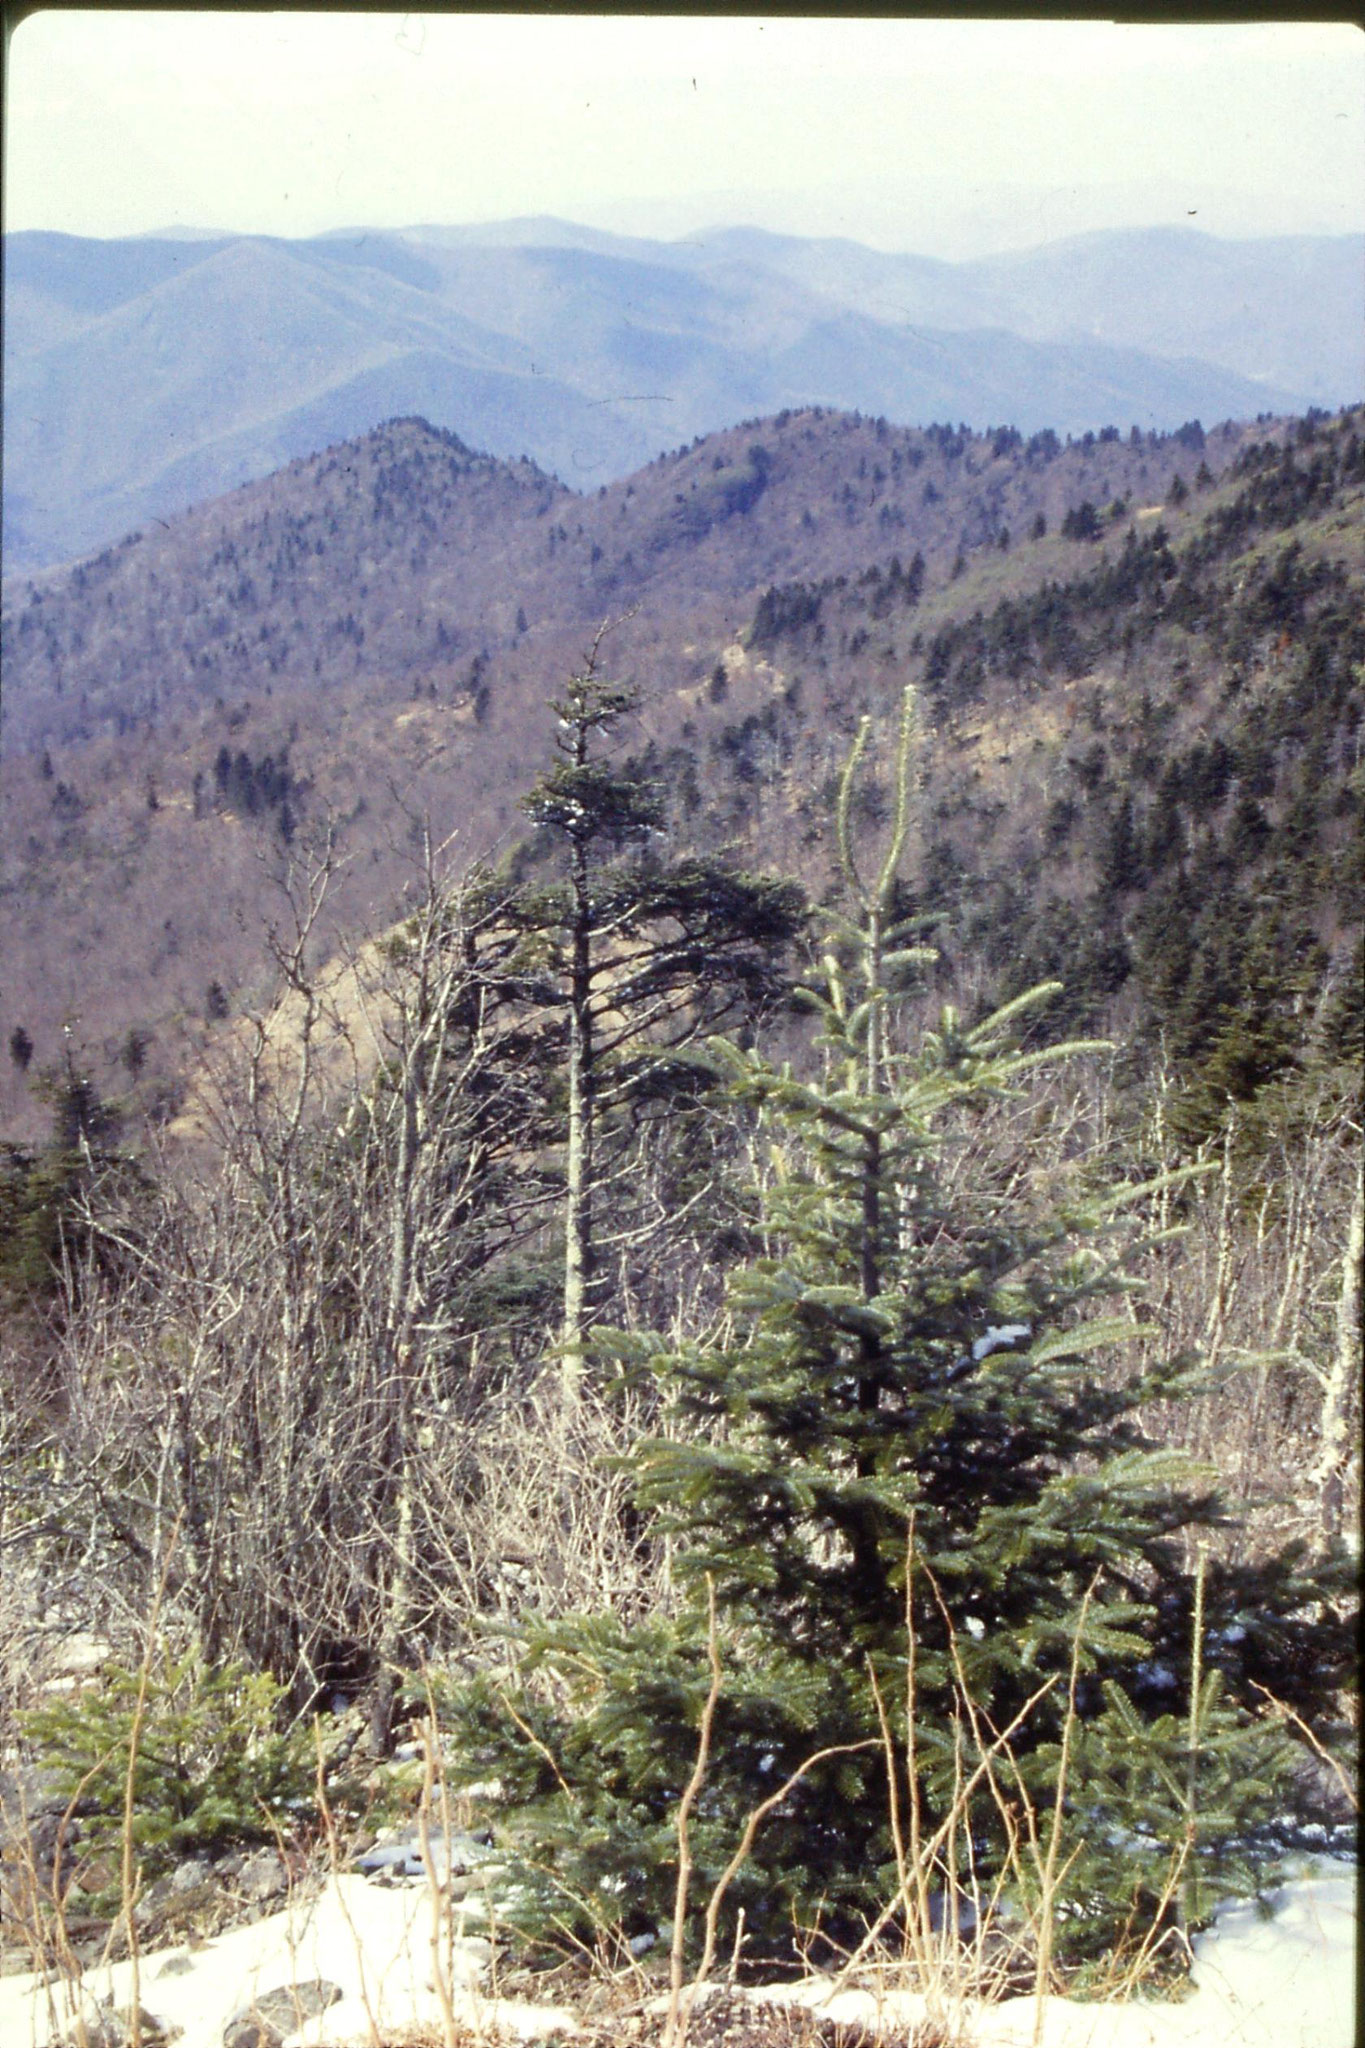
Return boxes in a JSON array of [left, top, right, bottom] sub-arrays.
[[0, 1762, 78, 1895], [223, 1978, 341, 2048], [58, 2004, 173, 2048], [354, 1823, 498, 1881], [235, 1849, 289, 1903]]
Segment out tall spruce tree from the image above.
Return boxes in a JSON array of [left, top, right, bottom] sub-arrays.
[[517, 623, 805, 1389], [450, 688, 1346, 1969]]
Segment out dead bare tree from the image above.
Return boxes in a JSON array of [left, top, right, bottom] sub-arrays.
[[3, 831, 1353, 1758], [5, 840, 567, 1717]]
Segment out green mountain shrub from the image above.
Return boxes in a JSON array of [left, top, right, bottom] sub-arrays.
[[444, 693, 1343, 1974], [22, 1650, 313, 1905]]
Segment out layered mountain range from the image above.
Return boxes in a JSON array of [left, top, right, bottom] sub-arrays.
[[5, 218, 1361, 574], [3, 396, 1360, 1148]]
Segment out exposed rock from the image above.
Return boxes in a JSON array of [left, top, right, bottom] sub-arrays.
[[134, 1857, 216, 1927], [48, 1630, 115, 1679], [235, 1849, 288, 1903], [447, 1862, 509, 1900], [58, 2003, 176, 2048], [132, 1871, 224, 1942], [349, 1839, 413, 1875], [0, 1763, 76, 1894], [223, 1978, 341, 2048], [0, 1762, 71, 1820], [168, 1856, 214, 1894], [354, 1825, 499, 1881]]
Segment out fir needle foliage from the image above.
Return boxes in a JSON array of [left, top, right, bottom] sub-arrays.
[[22, 1652, 311, 1907], [515, 619, 806, 1387], [403, 694, 1351, 1968]]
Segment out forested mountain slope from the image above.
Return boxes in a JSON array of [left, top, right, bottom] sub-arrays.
[[1, 405, 1358, 1956], [725, 414, 1365, 1137], [1, 402, 1360, 1153]]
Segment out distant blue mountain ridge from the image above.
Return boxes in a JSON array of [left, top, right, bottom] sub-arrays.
[[4, 219, 1360, 575]]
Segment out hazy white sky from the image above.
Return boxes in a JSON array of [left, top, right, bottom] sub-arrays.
[[5, 12, 1363, 254]]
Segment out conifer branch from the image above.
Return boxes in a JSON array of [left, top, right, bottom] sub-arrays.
[[835, 716, 874, 907], [874, 685, 920, 910]]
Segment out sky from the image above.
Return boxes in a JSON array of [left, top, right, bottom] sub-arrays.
[[4, 12, 1364, 256]]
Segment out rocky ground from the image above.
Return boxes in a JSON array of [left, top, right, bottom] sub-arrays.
[[0, 1795, 1354, 2048], [0, 1690, 1355, 2048]]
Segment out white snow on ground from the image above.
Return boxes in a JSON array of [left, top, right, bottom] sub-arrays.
[[0, 1862, 1353, 2048], [0, 1874, 574, 2048], [764, 1863, 1357, 2048]]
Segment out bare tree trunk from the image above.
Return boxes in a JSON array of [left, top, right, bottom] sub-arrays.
[[368, 1361, 414, 1757], [367, 1035, 423, 1751], [1312, 1168, 1362, 1544], [562, 825, 595, 1400]]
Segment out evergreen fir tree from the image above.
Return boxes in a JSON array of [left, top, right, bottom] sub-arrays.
[[515, 622, 805, 1386], [449, 689, 1341, 1972]]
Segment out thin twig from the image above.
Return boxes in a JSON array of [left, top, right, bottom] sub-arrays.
[[1250, 1681, 1358, 1812], [1032, 1572, 1099, 2045], [689, 1737, 882, 2022], [664, 1576, 724, 2048]]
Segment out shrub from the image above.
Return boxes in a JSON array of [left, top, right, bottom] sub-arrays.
[[22, 1651, 313, 1898], [443, 692, 1343, 1974]]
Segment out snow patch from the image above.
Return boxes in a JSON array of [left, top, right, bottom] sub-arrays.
[[0, 1861, 1351, 2048]]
